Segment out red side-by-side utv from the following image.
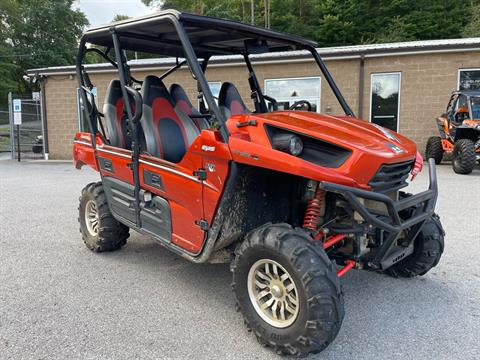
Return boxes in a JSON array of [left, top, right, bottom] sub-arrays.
[[74, 10, 444, 355]]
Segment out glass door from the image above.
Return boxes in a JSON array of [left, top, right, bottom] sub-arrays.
[[370, 73, 401, 132]]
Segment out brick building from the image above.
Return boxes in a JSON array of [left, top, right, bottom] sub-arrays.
[[27, 38, 480, 159]]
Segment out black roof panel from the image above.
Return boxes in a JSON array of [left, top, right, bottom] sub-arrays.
[[83, 10, 317, 58]]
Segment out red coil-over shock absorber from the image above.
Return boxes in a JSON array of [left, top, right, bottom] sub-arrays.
[[302, 185, 325, 235], [302, 184, 354, 276]]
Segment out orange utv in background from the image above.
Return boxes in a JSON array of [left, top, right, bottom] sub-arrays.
[[73, 10, 445, 356], [426, 90, 480, 174]]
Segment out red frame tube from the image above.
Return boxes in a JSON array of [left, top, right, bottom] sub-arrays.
[[323, 234, 346, 249], [319, 233, 354, 276], [337, 260, 356, 277]]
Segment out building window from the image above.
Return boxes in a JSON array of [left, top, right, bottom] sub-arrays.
[[208, 81, 221, 99], [458, 69, 480, 90], [370, 72, 401, 132], [264, 77, 321, 112], [202, 81, 221, 107]]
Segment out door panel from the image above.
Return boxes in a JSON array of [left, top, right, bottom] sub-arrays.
[[96, 145, 135, 225], [96, 145, 133, 183], [139, 149, 205, 254]]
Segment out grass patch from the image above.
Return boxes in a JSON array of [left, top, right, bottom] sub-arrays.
[[0, 135, 10, 151]]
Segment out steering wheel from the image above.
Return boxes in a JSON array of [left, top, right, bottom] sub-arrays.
[[455, 111, 468, 123], [289, 100, 312, 112], [263, 95, 278, 111]]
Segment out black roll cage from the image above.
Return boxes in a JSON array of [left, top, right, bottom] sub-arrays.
[[76, 11, 354, 149]]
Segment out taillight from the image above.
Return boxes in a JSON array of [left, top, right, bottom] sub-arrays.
[[410, 151, 423, 180]]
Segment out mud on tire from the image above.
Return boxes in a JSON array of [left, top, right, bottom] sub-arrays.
[[425, 136, 444, 165], [78, 182, 129, 252], [452, 139, 476, 174], [231, 223, 344, 356], [385, 213, 444, 278]]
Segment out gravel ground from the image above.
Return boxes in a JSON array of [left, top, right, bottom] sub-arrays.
[[0, 160, 479, 359]]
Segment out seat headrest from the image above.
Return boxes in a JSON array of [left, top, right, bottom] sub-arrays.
[[141, 76, 175, 107], [105, 80, 122, 105], [218, 82, 249, 119], [170, 83, 200, 116]]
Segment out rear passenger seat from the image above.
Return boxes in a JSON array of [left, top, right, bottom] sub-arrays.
[[103, 79, 146, 150], [102, 79, 206, 161], [140, 76, 201, 163], [170, 83, 209, 130], [103, 80, 132, 149]]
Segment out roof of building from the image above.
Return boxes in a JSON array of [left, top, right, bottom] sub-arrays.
[[453, 90, 480, 96], [27, 37, 480, 76]]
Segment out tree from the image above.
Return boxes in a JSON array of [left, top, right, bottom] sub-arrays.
[[374, 16, 416, 44], [141, 0, 476, 46], [113, 14, 130, 22], [0, 44, 19, 97], [0, 14, 20, 108], [0, 0, 88, 105], [463, 3, 480, 37]]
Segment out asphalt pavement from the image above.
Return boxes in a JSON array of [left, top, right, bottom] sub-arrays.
[[0, 160, 479, 359]]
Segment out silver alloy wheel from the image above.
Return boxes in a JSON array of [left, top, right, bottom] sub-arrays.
[[247, 259, 299, 328], [85, 200, 99, 236]]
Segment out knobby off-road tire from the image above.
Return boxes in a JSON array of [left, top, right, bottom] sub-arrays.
[[231, 223, 344, 356], [78, 182, 129, 252], [425, 136, 444, 165], [452, 139, 476, 174], [386, 213, 444, 278]]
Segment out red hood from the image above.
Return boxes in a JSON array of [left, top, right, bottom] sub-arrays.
[[252, 111, 416, 160], [226, 111, 418, 188]]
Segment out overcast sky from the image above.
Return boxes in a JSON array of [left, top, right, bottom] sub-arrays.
[[74, 0, 153, 27]]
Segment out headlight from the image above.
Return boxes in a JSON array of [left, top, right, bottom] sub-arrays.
[[272, 133, 304, 156], [265, 125, 352, 168]]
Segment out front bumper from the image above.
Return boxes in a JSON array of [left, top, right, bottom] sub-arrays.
[[319, 158, 438, 270]]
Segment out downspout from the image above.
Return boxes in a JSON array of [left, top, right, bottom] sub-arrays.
[[358, 54, 365, 119], [39, 76, 49, 160]]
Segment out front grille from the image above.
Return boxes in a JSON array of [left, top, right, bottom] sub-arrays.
[[369, 160, 413, 193]]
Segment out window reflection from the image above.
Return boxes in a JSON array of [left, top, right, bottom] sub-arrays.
[[370, 73, 401, 132], [264, 77, 321, 113]]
